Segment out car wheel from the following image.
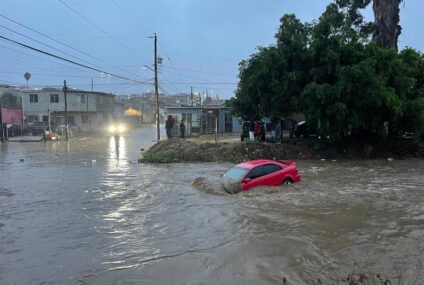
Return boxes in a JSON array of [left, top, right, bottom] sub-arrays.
[[283, 179, 293, 185]]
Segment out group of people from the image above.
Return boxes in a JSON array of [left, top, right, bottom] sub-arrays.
[[165, 115, 186, 139]]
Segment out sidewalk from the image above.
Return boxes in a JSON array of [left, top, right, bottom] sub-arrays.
[[7, 135, 43, 142]]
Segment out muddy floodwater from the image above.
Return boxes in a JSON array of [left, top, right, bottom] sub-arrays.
[[1, 128, 424, 285]]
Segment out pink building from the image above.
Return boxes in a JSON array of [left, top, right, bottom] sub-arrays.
[[1, 108, 23, 125]]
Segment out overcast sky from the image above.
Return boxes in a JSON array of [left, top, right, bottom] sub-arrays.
[[1, 0, 423, 99]]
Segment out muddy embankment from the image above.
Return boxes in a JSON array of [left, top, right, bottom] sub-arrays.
[[139, 138, 424, 164]]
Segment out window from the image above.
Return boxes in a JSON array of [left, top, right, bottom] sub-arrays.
[[28, 115, 38, 122], [42, 116, 49, 123], [29, 94, 38, 103], [81, 95, 85, 104], [261, 164, 282, 175], [50, 94, 59, 103], [223, 166, 249, 181], [187, 113, 192, 123], [247, 166, 266, 179]]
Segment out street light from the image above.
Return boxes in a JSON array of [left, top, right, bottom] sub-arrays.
[[22, 72, 31, 140]]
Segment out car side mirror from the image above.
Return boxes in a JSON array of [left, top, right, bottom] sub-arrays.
[[242, 178, 252, 183]]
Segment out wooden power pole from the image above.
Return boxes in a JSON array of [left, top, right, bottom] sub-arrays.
[[63, 80, 68, 141], [154, 33, 160, 142]]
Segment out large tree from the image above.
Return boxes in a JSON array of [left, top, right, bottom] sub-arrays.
[[230, 14, 310, 119], [0, 93, 21, 108], [336, 0, 403, 50], [373, 0, 402, 50]]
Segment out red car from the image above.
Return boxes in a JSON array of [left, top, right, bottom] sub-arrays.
[[223, 159, 301, 191]]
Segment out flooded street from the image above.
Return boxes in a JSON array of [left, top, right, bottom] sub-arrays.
[[1, 128, 424, 285]]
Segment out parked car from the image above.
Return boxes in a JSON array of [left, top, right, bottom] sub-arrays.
[[222, 159, 301, 193], [7, 124, 22, 137], [29, 122, 48, 135], [294, 121, 316, 138]]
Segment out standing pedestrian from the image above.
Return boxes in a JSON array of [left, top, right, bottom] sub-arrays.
[[179, 120, 186, 139], [165, 115, 173, 139]]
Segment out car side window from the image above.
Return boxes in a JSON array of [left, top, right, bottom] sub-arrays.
[[262, 164, 282, 175], [247, 166, 266, 179]]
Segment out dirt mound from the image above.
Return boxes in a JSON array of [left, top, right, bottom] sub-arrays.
[[139, 138, 424, 163], [140, 139, 316, 163]]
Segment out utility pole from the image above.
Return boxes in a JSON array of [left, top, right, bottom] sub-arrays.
[[154, 33, 160, 142], [0, 106, 4, 143], [87, 78, 92, 130], [190, 86, 194, 107], [23, 72, 30, 140], [63, 80, 68, 141]]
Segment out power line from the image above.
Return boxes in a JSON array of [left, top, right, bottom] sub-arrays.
[[58, 0, 149, 63], [0, 13, 141, 78], [0, 43, 91, 69], [0, 70, 122, 79], [0, 24, 100, 67], [161, 65, 235, 77], [160, 68, 233, 83], [160, 82, 237, 85], [110, 0, 154, 35], [0, 35, 152, 85]]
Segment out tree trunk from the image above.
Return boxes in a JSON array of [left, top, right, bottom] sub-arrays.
[[372, 0, 402, 51]]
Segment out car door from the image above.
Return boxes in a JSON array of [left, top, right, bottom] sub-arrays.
[[260, 164, 283, 186], [243, 164, 282, 190], [243, 166, 267, 190]]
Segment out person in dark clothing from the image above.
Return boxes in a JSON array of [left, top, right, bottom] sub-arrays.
[[165, 115, 174, 139], [179, 121, 186, 139]]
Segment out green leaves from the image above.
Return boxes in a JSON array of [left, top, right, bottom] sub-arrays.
[[231, 2, 424, 143], [0, 93, 21, 108]]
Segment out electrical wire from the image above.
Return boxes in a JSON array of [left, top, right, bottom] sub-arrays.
[[58, 0, 149, 64], [161, 64, 235, 77], [0, 35, 152, 85], [0, 24, 100, 68], [0, 14, 143, 78]]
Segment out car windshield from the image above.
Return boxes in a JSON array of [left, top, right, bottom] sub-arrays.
[[223, 166, 249, 181]]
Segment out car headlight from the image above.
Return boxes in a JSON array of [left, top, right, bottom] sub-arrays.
[[109, 125, 116, 133], [118, 124, 126, 133]]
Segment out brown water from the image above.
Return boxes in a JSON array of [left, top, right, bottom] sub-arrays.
[[1, 128, 424, 285]]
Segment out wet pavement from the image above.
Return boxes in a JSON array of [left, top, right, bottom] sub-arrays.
[[1, 127, 424, 284]]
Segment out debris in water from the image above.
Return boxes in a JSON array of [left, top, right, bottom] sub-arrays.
[[387, 158, 394, 162], [91, 159, 97, 164], [19, 158, 25, 163], [192, 177, 229, 195]]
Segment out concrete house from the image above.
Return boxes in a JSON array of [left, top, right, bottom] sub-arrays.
[[166, 104, 241, 135], [22, 88, 114, 131]]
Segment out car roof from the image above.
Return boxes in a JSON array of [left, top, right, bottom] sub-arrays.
[[235, 159, 279, 169]]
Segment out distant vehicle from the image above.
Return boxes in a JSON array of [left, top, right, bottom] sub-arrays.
[[29, 122, 47, 135], [222, 159, 301, 193], [294, 121, 316, 138], [108, 122, 127, 136]]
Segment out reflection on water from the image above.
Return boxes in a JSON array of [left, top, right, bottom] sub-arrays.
[[1, 131, 424, 285]]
